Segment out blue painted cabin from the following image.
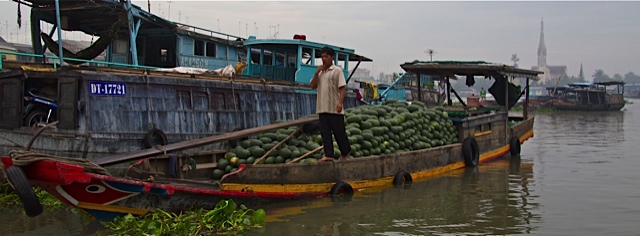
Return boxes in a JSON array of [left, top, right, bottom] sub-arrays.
[[243, 37, 371, 84]]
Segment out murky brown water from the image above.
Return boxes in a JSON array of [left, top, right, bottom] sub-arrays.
[[2, 99, 640, 235]]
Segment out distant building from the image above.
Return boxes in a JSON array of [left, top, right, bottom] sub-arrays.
[[531, 19, 566, 84], [0, 36, 18, 61], [347, 68, 374, 89]]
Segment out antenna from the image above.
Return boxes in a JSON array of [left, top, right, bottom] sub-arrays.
[[167, 1, 172, 20], [424, 49, 437, 61]]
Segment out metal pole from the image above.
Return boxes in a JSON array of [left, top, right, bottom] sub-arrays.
[[524, 77, 530, 119], [54, 0, 64, 66], [126, 0, 139, 65]]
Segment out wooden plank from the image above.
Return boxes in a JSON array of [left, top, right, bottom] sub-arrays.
[[196, 163, 217, 170], [95, 116, 318, 166]]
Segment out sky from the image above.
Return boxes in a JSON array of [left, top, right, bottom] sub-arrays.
[[1, 1, 639, 80]]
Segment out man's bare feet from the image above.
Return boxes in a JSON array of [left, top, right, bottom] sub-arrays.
[[338, 152, 351, 161], [319, 156, 334, 162]]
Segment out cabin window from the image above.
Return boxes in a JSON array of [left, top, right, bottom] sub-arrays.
[[288, 54, 297, 67], [314, 49, 322, 66], [160, 49, 168, 62], [206, 42, 216, 57], [112, 39, 128, 54], [302, 47, 313, 65], [194, 40, 205, 56]]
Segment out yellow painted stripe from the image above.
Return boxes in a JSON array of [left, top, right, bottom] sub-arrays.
[[77, 202, 150, 215], [474, 130, 492, 137], [222, 128, 536, 194], [480, 145, 510, 161]]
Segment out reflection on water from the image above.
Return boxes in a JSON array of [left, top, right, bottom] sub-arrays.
[[0, 206, 97, 236], [252, 158, 539, 236]]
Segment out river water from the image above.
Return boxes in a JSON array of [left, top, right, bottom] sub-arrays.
[[1, 99, 639, 236]]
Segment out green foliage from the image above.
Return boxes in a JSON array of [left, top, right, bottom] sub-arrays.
[[102, 199, 265, 235], [0, 183, 61, 207]]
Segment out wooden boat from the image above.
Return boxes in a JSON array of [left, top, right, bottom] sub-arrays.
[[0, 0, 370, 161], [547, 81, 625, 111], [1, 61, 541, 221]]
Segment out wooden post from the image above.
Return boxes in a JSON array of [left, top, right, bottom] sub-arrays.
[[417, 73, 422, 102], [524, 77, 530, 119], [446, 77, 452, 106], [505, 76, 509, 144]]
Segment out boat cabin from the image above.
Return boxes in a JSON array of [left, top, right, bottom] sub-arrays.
[[242, 37, 371, 84], [545, 81, 625, 111]]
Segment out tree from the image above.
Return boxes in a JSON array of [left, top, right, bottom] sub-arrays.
[[592, 69, 611, 82], [624, 72, 640, 85], [613, 74, 623, 82], [511, 54, 520, 68], [578, 64, 585, 82]]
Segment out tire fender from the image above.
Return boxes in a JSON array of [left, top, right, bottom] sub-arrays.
[[392, 171, 412, 186], [510, 137, 521, 156], [462, 137, 480, 166], [6, 166, 43, 217], [329, 181, 354, 196], [143, 128, 168, 149]]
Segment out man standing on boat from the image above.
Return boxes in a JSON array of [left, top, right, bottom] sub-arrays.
[[310, 46, 352, 162], [480, 87, 487, 102]]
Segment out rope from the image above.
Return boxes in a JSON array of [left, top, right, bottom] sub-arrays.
[[231, 77, 238, 112], [8, 150, 110, 176]]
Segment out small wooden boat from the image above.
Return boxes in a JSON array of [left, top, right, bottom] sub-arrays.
[[1, 62, 541, 221]]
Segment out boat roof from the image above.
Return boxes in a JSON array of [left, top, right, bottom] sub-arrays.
[[243, 38, 372, 62], [0, 36, 17, 51], [567, 82, 596, 88], [594, 81, 625, 86], [14, 0, 243, 41], [400, 60, 542, 80]]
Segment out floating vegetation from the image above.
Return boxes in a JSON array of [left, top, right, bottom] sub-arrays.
[[0, 183, 62, 207], [510, 105, 556, 112], [102, 199, 266, 235]]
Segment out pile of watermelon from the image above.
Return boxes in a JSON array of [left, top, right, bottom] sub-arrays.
[[213, 101, 458, 179]]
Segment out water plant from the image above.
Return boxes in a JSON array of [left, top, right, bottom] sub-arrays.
[[0, 183, 62, 207], [102, 199, 266, 235]]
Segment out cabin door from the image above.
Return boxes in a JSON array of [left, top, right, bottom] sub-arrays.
[[0, 78, 23, 129], [57, 78, 78, 130]]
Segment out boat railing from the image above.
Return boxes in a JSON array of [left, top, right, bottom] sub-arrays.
[[0, 51, 159, 70], [175, 23, 244, 42]]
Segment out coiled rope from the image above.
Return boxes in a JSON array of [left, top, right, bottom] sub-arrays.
[[8, 150, 110, 176]]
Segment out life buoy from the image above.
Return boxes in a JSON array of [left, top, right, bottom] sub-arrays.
[[6, 166, 43, 217], [392, 171, 413, 186], [329, 181, 354, 196], [510, 137, 521, 156], [462, 137, 479, 166], [143, 128, 168, 149]]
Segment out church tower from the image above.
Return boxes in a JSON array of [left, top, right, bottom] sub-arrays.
[[536, 18, 550, 83], [537, 19, 547, 69]]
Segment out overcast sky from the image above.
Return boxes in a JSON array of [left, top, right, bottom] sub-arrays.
[[1, 1, 638, 80]]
